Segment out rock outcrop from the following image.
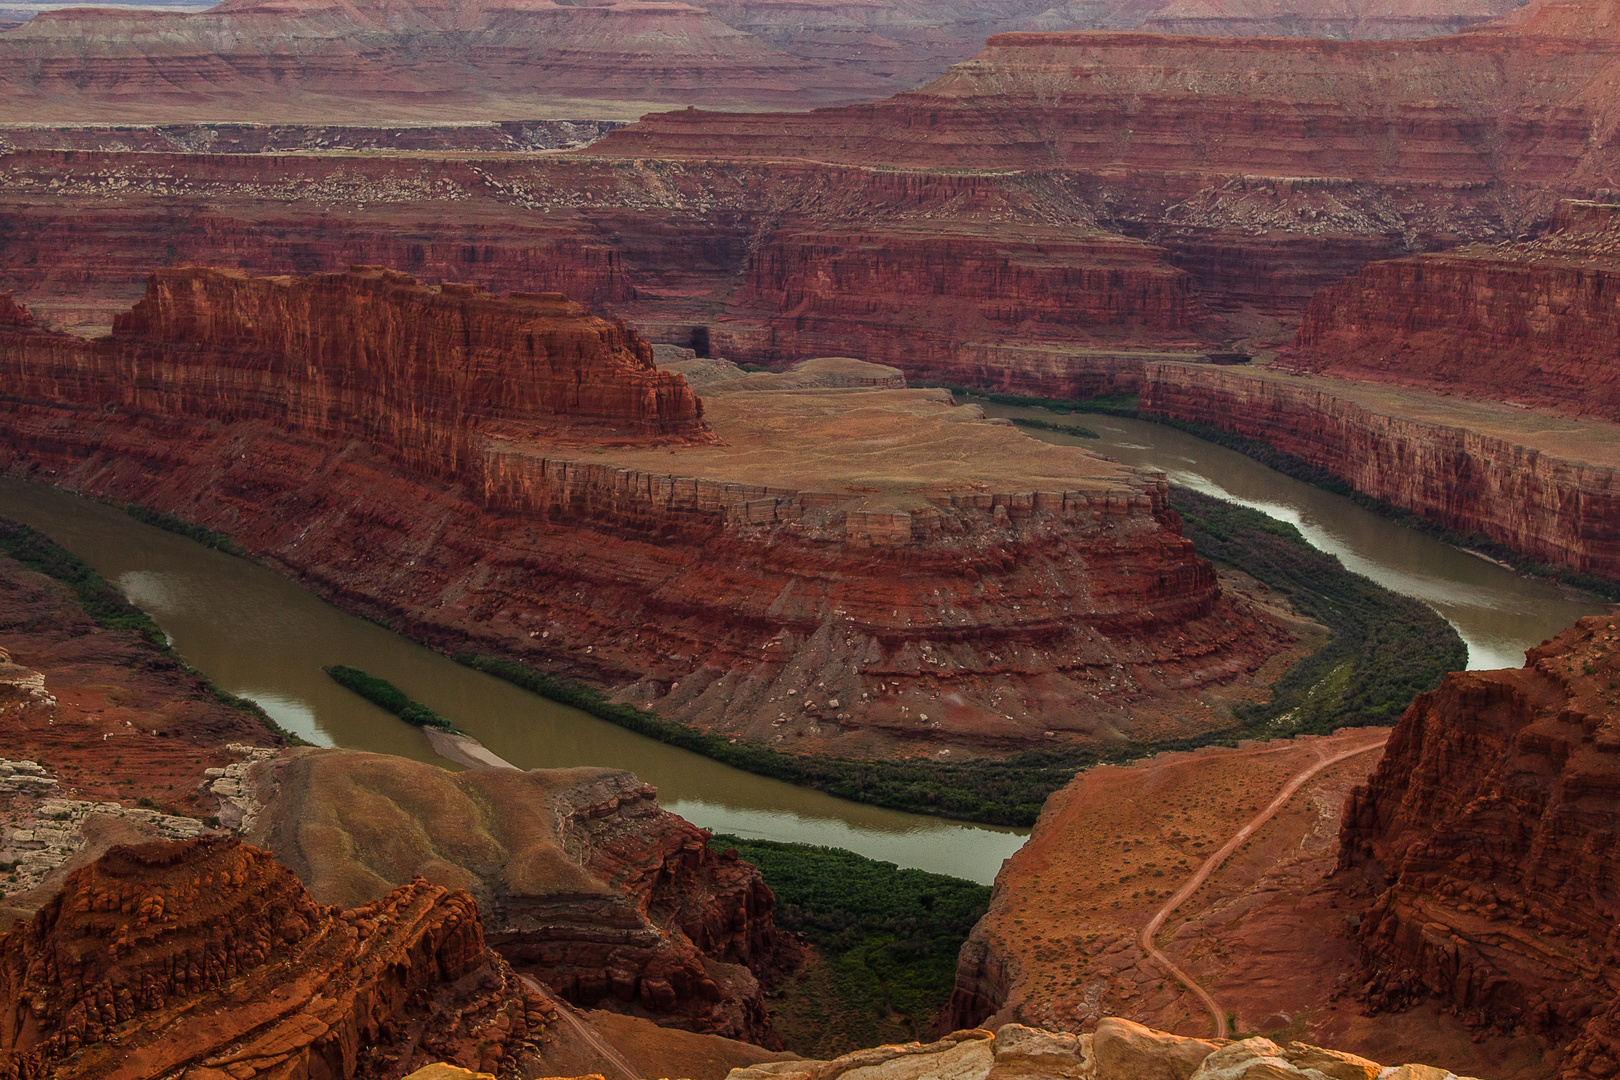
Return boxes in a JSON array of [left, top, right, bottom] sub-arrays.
[[254, 749, 792, 1044], [723, 1020, 1483, 1080], [8, 265, 712, 459], [0, 836, 553, 1079], [1137, 363, 1620, 580], [1290, 200, 1620, 419], [0, 270, 1296, 755], [1339, 615, 1620, 1079]]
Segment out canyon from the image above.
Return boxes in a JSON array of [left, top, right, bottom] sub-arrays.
[[944, 616, 1620, 1080], [0, 513, 797, 1074], [1136, 362, 1620, 580], [1289, 199, 1620, 420], [0, 267, 1301, 758], [0, 0, 1533, 125]]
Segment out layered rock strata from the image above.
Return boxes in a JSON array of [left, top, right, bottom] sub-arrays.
[[9, 3, 1620, 394], [1138, 363, 1620, 579], [0, 836, 553, 1080], [0, 524, 286, 925], [1340, 616, 1620, 1079], [253, 749, 791, 1043], [0, 0, 893, 122], [46, 265, 712, 456], [1291, 200, 1620, 419], [0, 151, 1226, 391], [0, 270, 1294, 753], [594, 2, 1620, 181]]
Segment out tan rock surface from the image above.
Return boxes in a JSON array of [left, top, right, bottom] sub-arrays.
[[251, 748, 794, 1045]]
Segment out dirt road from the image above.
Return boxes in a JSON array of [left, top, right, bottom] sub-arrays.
[[1138, 735, 1388, 1038]]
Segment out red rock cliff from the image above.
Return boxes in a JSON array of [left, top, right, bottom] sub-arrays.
[[2, 266, 710, 473], [0, 271, 1294, 755], [1291, 200, 1620, 419], [593, 5, 1620, 184], [1139, 364, 1620, 580], [0, 835, 553, 1079], [1338, 616, 1620, 1079]]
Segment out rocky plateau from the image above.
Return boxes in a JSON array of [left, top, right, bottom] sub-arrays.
[[0, 268, 1302, 757]]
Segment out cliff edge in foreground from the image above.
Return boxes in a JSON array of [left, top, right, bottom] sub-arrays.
[[1341, 616, 1620, 1080]]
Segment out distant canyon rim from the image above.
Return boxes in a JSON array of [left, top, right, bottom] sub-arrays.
[[5, 1, 1620, 1079]]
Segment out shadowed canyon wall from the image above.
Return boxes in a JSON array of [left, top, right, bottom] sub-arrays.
[[1340, 616, 1620, 1079], [1291, 200, 1620, 419]]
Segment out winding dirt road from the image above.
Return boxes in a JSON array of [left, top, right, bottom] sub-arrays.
[[519, 974, 644, 1080], [1138, 735, 1388, 1038]]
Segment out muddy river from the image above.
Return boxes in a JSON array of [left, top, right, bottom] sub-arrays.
[[0, 411, 1604, 883], [982, 404, 1610, 671]]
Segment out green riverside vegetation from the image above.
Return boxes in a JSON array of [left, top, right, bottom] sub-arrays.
[[124, 506, 244, 556], [1006, 416, 1100, 439], [324, 665, 459, 732], [709, 834, 990, 1057], [458, 488, 1462, 825], [1171, 485, 1466, 731], [1150, 415, 1620, 602], [0, 518, 309, 746], [951, 383, 1620, 602]]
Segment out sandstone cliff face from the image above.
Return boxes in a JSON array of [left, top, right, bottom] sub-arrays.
[[0, 836, 553, 1079], [254, 750, 791, 1044], [1339, 616, 1620, 1079], [0, 272, 1290, 753], [1291, 200, 1620, 419], [70, 266, 710, 460], [731, 224, 1223, 372], [1138, 364, 1620, 580], [0, 296, 30, 328]]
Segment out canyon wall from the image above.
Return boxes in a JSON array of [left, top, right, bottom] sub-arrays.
[[2, 266, 710, 468], [1291, 200, 1620, 419], [1139, 364, 1620, 579], [591, 4, 1620, 184], [0, 0, 894, 121], [0, 835, 552, 1079], [0, 269, 1291, 755], [1339, 615, 1620, 1079], [255, 750, 792, 1043]]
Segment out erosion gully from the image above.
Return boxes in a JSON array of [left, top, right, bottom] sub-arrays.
[[0, 409, 1603, 884]]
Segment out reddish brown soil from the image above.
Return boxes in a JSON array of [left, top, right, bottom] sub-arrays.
[[946, 729, 1544, 1079], [0, 546, 277, 816]]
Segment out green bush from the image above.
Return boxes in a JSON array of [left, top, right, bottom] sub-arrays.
[[1007, 417, 1100, 439], [0, 520, 170, 648], [125, 505, 244, 555], [712, 834, 989, 1052], [324, 664, 458, 732], [1171, 485, 1466, 733], [0, 518, 309, 747]]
